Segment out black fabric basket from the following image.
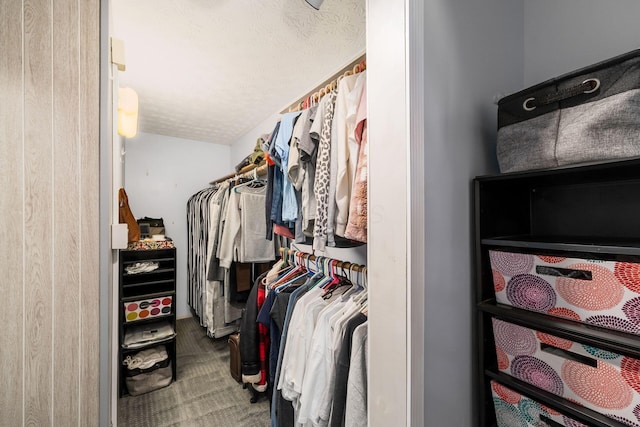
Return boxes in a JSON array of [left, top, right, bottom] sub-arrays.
[[124, 346, 173, 396]]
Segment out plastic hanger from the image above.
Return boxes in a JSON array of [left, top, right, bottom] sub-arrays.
[[352, 267, 368, 306], [304, 256, 325, 288], [310, 257, 331, 289], [322, 262, 353, 300], [233, 168, 265, 193], [262, 256, 293, 288], [274, 253, 309, 291], [319, 259, 338, 289]]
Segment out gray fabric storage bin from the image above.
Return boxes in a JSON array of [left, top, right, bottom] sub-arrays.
[[123, 345, 173, 396], [497, 49, 640, 173]]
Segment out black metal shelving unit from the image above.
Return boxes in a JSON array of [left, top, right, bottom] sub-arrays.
[[474, 158, 640, 427], [118, 247, 177, 397]]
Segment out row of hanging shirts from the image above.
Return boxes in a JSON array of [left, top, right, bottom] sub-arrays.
[[262, 61, 369, 252], [186, 170, 280, 338], [240, 249, 368, 427], [187, 56, 369, 340]]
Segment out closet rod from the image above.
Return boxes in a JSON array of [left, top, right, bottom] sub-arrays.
[[209, 161, 268, 185], [279, 247, 366, 273], [280, 52, 366, 114]]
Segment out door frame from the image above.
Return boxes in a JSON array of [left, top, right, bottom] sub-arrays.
[[98, 1, 425, 425]]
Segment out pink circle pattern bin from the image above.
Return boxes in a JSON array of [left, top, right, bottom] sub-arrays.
[[489, 250, 640, 336], [492, 317, 640, 426], [490, 380, 589, 427]]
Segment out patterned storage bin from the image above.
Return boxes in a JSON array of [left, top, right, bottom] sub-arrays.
[[492, 317, 640, 426], [490, 380, 588, 427], [489, 249, 640, 336], [124, 295, 173, 322]]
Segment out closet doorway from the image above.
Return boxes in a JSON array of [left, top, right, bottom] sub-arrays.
[[103, 0, 416, 424]]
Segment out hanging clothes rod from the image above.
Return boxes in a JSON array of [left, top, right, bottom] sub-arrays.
[[280, 53, 366, 114], [209, 161, 268, 185], [210, 55, 366, 183], [279, 247, 367, 273]]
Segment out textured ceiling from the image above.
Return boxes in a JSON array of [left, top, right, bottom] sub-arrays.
[[111, 0, 365, 145]]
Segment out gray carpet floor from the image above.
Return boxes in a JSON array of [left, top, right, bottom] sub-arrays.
[[118, 315, 270, 427]]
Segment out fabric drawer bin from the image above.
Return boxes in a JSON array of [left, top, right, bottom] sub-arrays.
[[124, 345, 172, 396], [124, 295, 173, 322], [125, 360, 172, 396], [496, 49, 640, 173], [490, 380, 588, 427], [492, 317, 640, 426], [489, 249, 640, 336]]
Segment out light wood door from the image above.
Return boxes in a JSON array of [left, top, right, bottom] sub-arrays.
[[0, 0, 100, 424]]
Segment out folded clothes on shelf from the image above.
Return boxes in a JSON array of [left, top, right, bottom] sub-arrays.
[[122, 321, 175, 349], [125, 261, 159, 275], [123, 345, 168, 371]]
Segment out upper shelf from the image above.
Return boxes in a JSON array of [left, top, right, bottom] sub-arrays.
[[474, 157, 640, 183], [481, 235, 640, 257], [475, 159, 640, 243]]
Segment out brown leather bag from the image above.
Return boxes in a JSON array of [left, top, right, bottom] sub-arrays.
[[119, 188, 140, 243]]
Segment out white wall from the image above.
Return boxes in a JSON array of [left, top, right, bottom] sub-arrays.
[[417, 2, 640, 425], [367, 1, 410, 425], [123, 132, 230, 318], [421, 0, 524, 425], [524, 0, 640, 86]]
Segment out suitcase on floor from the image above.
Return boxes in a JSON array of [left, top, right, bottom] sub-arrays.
[[228, 333, 242, 383]]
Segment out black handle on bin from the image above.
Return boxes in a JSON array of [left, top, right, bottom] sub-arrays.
[[536, 265, 592, 280], [540, 343, 597, 367]]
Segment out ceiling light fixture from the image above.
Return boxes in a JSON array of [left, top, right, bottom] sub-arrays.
[[304, 0, 324, 10]]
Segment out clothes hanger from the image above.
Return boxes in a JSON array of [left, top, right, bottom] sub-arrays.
[[321, 258, 337, 288], [350, 264, 363, 290], [322, 261, 353, 299], [262, 248, 292, 287], [268, 250, 304, 288], [265, 250, 300, 286], [273, 252, 308, 290], [319, 259, 338, 289], [275, 267, 309, 292], [305, 253, 320, 278], [330, 260, 345, 286], [233, 168, 265, 193], [310, 256, 331, 289], [297, 255, 323, 290], [352, 267, 368, 306], [337, 265, 362, 301]]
